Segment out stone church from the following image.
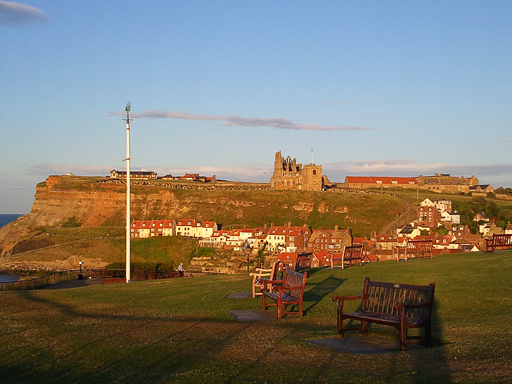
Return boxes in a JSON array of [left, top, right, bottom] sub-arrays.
[[270, 151, 323, 191]]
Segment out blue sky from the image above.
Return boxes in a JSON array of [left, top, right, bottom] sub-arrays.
[[1, 1, 511, 213]]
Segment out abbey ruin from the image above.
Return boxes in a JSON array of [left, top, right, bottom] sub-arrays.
[[270, 151, 323, 191]]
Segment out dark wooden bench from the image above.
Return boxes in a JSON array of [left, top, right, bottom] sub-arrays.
[[485, 233, 512, 253], [332, 277, 436, 350], [331, 245, 364, 269], [262, 270, 307, 319], [398, 239, 433, 261], [163, 271, 182, 278], [295, 252, 312, 276]]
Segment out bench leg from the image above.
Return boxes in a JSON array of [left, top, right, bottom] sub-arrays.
[[337, 315, 345, 338], [277, 299, 282, 319], [399, 319, 407, 350], [362, 321, 368, 336]]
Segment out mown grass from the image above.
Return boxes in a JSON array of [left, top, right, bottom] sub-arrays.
[[1, 251, 511, 384]]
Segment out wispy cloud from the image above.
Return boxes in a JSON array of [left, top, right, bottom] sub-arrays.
[[24, 164, 112, 177], [108, 109, 375, 132], [0, 1, 47, 25]]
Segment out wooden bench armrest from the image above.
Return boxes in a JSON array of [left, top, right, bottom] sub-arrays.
[[332, 294, 364, 313], [332, 294, 364, 303], [263, 279, 284, 289], [250, 271, 272, 278]]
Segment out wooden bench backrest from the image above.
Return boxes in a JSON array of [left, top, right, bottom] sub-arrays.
[[296, 253, 312, 268], [283, 270, 307, 298], [406, 239, 433, 254], [493, 234, 512, 246], [362, 277, 435, 320], [344, 245, 363, 260]]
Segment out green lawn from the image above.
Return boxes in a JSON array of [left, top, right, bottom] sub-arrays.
[[1, 251, 511, 383]]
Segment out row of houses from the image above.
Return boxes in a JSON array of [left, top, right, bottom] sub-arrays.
[[267, 225, 486, 270], [131, 219, 218, 239], [131, 219, 352, 254]]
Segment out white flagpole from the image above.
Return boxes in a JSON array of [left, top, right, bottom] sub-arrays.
[[123, 103, 133, 283]]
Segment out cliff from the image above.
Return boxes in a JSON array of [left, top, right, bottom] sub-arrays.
[[0, 175, 407, 258]]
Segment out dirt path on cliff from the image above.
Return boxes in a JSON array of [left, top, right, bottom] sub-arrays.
[[377, 196, 417, 234]]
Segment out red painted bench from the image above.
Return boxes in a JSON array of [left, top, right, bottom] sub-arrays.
[[397, 239, 433, 261], [262, 270, 307, 319], [331, 245, 364, 269], [485, 233, 512, 253]]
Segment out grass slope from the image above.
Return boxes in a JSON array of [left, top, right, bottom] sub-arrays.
[[1, 251, 511, 383]]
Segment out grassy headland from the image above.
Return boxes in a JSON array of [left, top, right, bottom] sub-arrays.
[[1, 251, 511, 383]]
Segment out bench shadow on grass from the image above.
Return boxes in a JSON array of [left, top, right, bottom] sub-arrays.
[[379, 300, 452, 384], [306, 293, 453, 384], [302, 275, 346, 315]]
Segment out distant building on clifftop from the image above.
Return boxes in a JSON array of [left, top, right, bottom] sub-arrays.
[[270, 151, 323, 191], [110, 169, 157, 180]]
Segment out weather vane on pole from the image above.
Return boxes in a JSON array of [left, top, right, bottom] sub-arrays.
[[123, 102, 134, 283]]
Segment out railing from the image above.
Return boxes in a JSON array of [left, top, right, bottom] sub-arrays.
[[0, 270, 88, 291]]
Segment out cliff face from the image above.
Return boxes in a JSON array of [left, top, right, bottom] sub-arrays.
[[0, 175, 406, 257]]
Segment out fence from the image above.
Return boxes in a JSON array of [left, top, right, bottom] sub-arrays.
[[0, 270, 87, 291]]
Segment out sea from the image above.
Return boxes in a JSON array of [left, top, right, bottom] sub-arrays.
[[0, 214, 24, 229], [0, 214, 25, 283]]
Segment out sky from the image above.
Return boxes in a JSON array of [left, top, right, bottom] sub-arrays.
[[1, 1, 511, 213]]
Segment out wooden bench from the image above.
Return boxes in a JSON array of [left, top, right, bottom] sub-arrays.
[[295, 252, 312, 276], [250, 261, 280, 298], [262, 270, 307, 319], [397, 239, 433, 261], [332, 277, 436, 350], [163, 271, 182, 278], [331, 245, 364, 269], [485, 233, 512, 253]]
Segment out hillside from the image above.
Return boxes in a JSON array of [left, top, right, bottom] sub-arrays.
[[0, 175, 407, 261]]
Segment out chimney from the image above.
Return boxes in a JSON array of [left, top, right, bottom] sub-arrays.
[[335, 225, 339, 232], [288, 222, 292, 228]]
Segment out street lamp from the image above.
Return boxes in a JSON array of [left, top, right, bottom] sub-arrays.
[[78, 261, 84, 280]]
